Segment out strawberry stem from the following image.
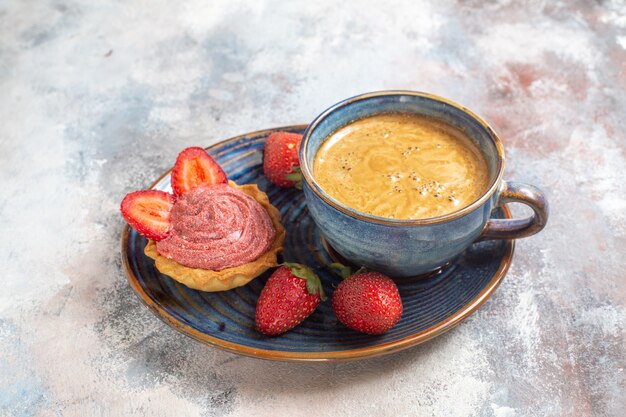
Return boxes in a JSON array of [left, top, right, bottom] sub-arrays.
[[330, 263, 352, 280], [282, 262, 327, 301], [330, 263, 368, 279]]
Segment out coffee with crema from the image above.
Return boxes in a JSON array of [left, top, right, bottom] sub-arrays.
[[313, 113, 490, 220]]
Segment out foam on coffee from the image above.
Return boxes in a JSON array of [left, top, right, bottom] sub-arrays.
[[313, 113, 490, 220]]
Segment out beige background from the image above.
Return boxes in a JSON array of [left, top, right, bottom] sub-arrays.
[[1, 0, 624, 416]]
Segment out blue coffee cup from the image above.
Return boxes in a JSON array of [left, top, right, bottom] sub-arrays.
[[299, 91, 549, 277]]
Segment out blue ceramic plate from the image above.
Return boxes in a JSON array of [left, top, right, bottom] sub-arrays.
[[121, 125, 514, 362]]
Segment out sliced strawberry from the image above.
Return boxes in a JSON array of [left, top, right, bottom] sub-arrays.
[[120, 190, 175, 241], [171, 147, 227, 196]]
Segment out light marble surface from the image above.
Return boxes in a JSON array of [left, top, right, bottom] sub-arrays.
[[1, 0, 625, 416]]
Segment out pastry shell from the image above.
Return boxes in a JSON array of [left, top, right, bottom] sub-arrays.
[[144, 181, 285, 292]]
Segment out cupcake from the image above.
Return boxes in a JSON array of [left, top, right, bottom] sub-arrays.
[[121, 147, 285, 291]]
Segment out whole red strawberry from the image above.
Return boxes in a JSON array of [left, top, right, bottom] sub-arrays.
[[263, 132, 302, 188], [331, 264, 403, 335], [256, 263, 326, 335]]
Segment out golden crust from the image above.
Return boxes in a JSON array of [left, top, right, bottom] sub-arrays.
[[144, 181, 285, 292]]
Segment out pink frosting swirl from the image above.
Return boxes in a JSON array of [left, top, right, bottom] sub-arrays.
[[155, 184, 276, 270]]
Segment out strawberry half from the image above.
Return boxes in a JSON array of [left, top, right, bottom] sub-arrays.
[[331, 264, 403, 335], [171, 147, 227, 196], [120, 190, 175, 241], [263, 132, 303, 188], [256, 263, 326, 336]]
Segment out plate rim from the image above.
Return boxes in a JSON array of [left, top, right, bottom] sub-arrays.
[[120, 124, 515, 362]]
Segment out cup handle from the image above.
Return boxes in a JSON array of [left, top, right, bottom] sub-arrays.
[[478, 180, 549, 241]]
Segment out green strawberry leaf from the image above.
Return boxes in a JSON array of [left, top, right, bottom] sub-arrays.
[[283, 262, 326, 301], [285, 166, 302, 190]]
